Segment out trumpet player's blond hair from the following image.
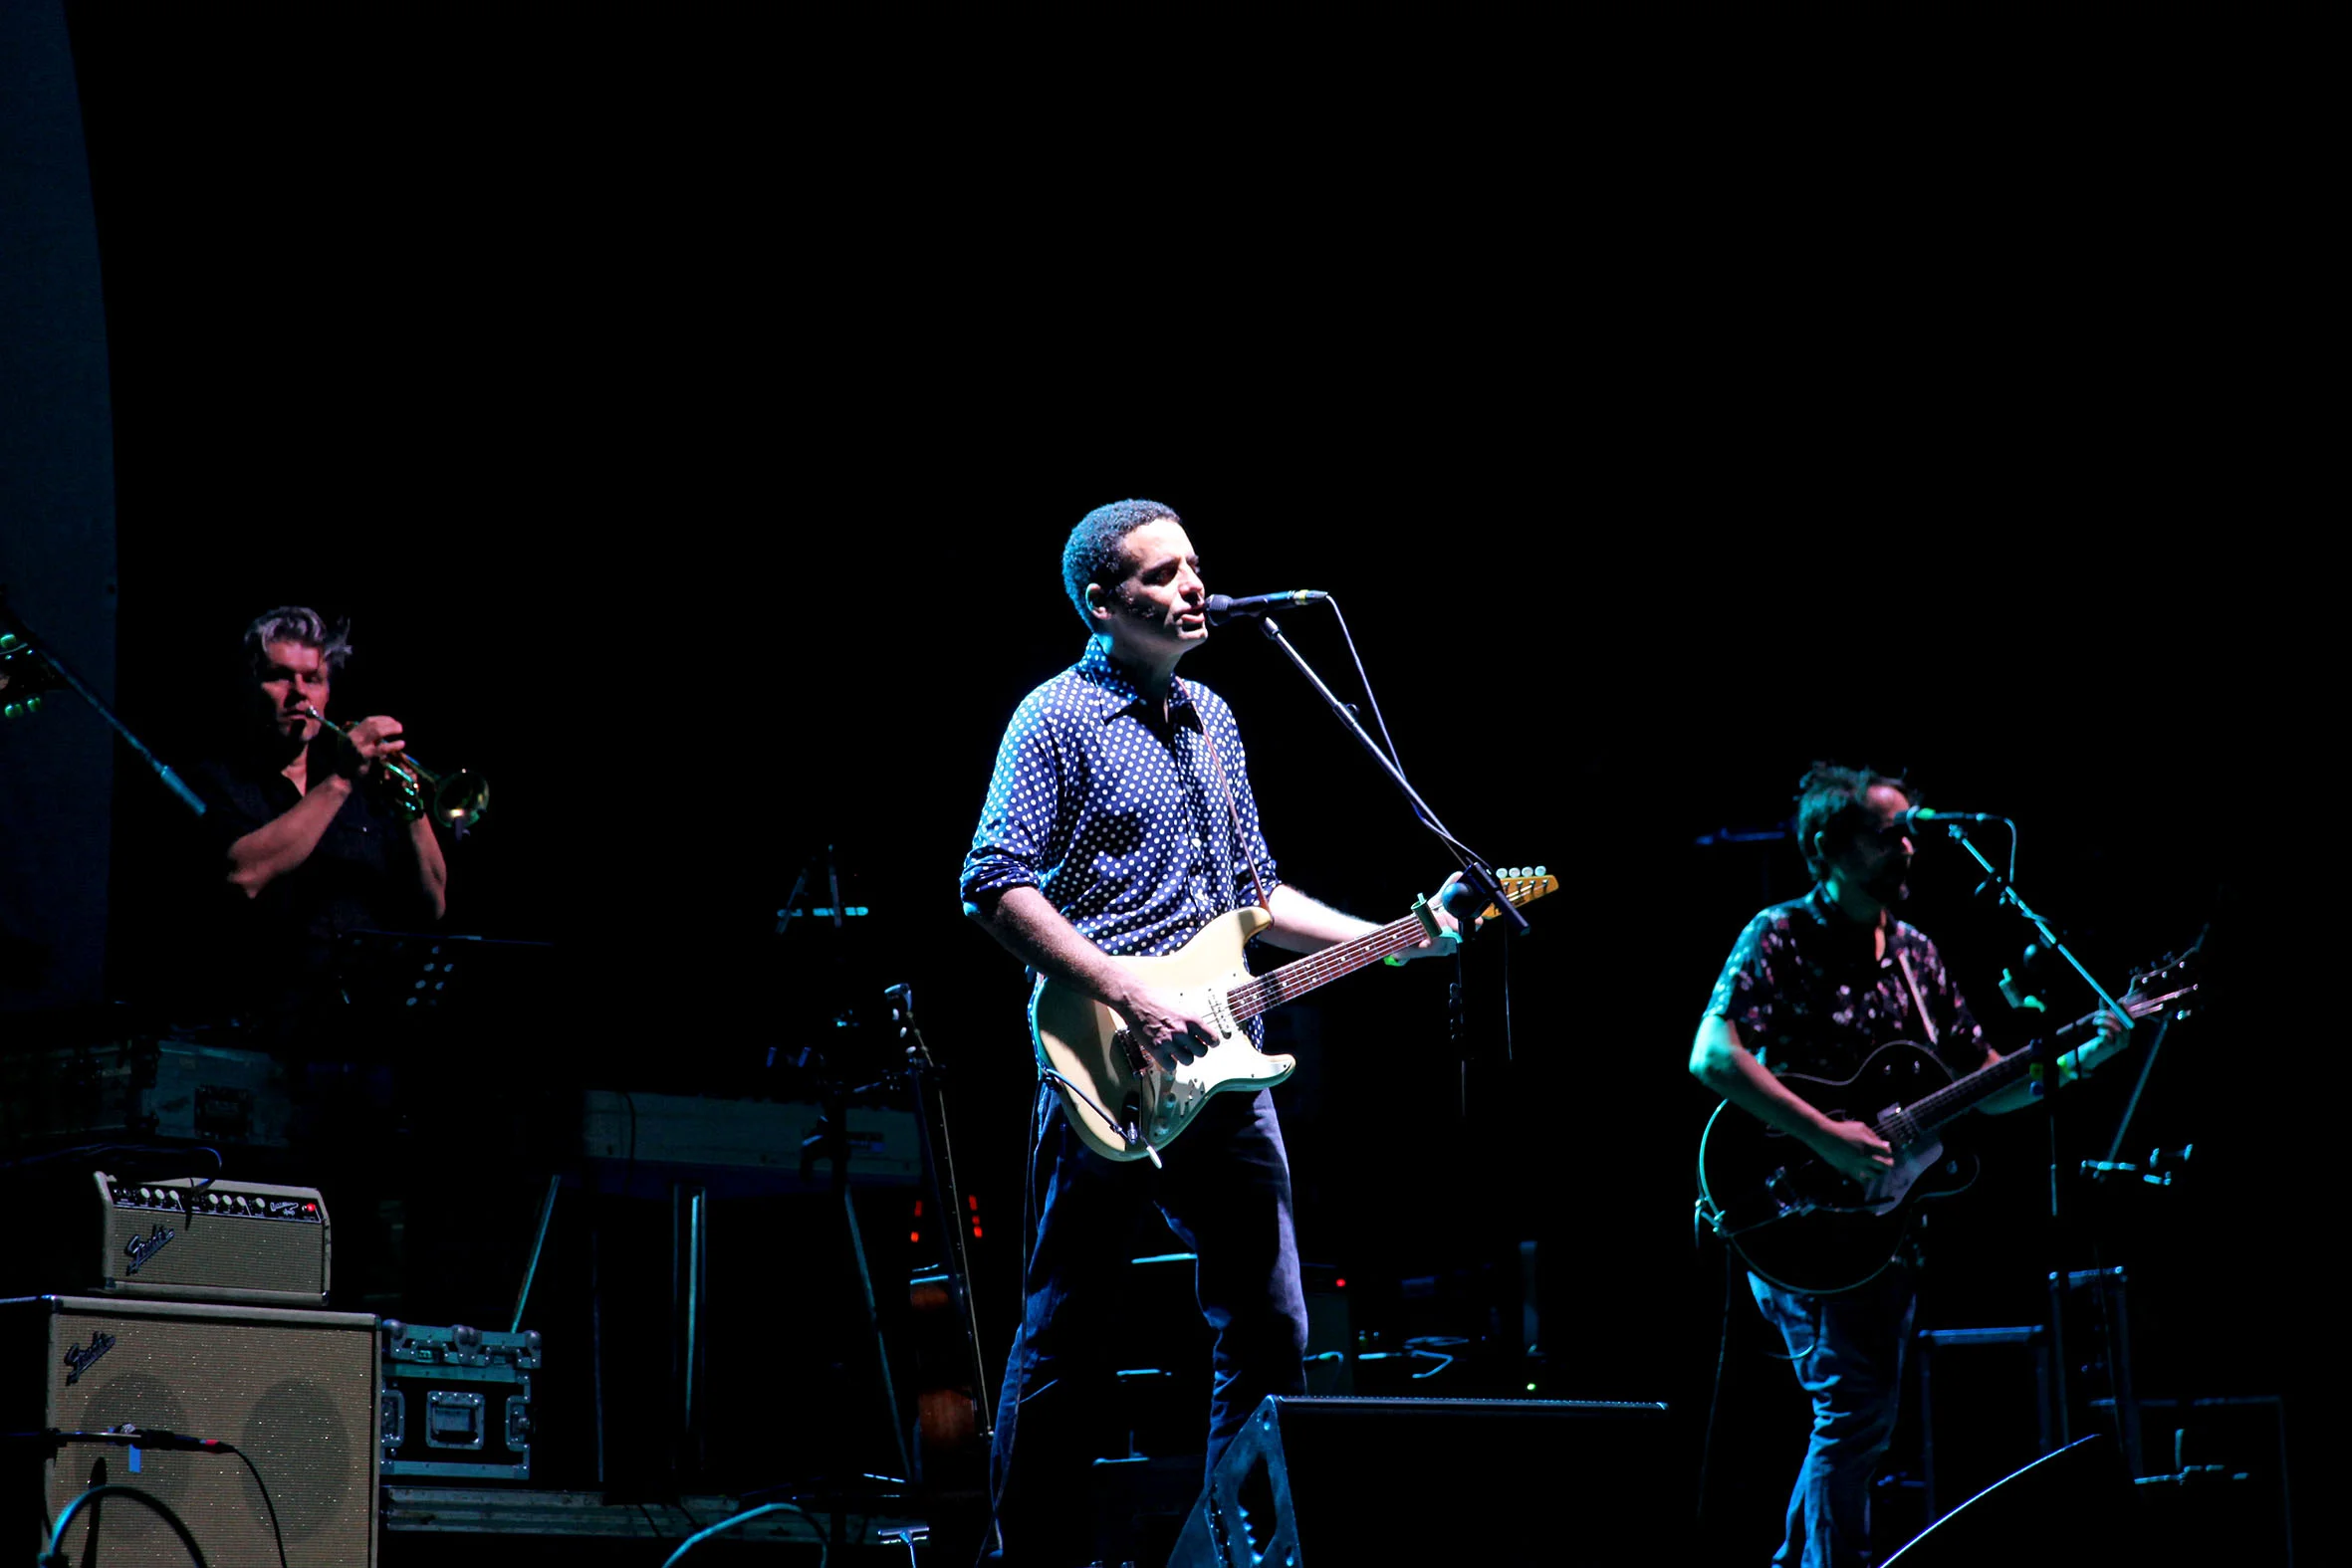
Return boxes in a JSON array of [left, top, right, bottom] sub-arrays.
[[242, 605, 353, 675]]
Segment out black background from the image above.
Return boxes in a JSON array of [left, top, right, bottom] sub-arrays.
[[54, 10, 2299, 1560]]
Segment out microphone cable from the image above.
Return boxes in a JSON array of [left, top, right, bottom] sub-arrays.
[[33, 1430, 286, 1568], [42, 1484, 209, 1568]]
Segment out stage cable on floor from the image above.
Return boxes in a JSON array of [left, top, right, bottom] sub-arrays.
[[658, 1500, 827, 1568]]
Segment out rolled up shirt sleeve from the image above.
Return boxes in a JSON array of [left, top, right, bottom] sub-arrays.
[[961, 689, 1065, 911], [1705, 910, 1786, 1045]]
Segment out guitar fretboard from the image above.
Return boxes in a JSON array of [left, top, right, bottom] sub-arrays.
[[1876, 984, 2188, 1144], [1225, 914, 1437, 1020]]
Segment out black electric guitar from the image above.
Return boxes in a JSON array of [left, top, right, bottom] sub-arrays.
[[1696, 953, 2199, 1295]]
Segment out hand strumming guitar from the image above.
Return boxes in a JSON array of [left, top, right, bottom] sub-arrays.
[[1807, 1117, 1896, 1185], [1116, 981, 1219, 1072]]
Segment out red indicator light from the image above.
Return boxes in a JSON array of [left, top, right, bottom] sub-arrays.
[[971, 1225, 984, 1239], [1334, 1278, 1346, 1289], [909, 1231, 921, 1243], [912, 1200, 924, 1217], [968, 1195, 980, 1212]]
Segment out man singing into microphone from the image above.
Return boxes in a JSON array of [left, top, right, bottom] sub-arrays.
[[1689, 764, 2127, 1568], [961, 500, 1457, 1567]]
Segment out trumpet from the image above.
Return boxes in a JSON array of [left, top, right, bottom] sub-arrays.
[[300, 705, 489, 826]]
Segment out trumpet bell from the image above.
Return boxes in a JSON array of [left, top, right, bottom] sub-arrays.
[[433, 770, 490, 827]]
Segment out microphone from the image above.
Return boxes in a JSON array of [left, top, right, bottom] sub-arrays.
[[66, 1426, 226, 1451], [1204, 590, 1327, 626], [1903, 806, 2003, 831]]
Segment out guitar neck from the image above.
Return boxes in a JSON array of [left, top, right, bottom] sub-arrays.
[[1225, 914, 1433, 1022], [1887, 980, 2187, 1137], [1893, 1037, 2056, 1137]]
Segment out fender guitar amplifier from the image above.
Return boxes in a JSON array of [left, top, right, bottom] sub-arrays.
[[5, 1172, 332, 1307], [0, 1293, 379, 1567]]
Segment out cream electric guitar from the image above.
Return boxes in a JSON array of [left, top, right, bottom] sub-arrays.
[[1032, 868, 1559, 1164]]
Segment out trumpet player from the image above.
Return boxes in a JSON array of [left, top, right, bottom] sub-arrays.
[[188, 606, 447, 1030]]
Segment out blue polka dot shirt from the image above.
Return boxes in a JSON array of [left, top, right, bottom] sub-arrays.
[[961, 638, 1282, 976]]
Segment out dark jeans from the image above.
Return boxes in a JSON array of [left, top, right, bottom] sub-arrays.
[[1751, 1267, 1916, 1568], [988, 1085, 1308, 1568]]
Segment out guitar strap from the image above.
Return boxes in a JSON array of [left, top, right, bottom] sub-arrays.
[[1895, 948, 1940, 1048], [1184, 684, 1273, 913]]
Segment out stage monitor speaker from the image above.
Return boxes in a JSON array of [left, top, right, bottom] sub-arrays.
[[2, 1294, 378, 1567], [1168, 1395, 1671, 1566]]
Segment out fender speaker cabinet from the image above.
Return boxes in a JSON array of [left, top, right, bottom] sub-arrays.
[[378, 1320, 538, 1482], [0, 1293, 379, 1567]]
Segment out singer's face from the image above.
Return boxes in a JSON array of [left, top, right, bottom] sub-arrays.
[[1099, 522, 1209, 657], [255, 639, 330, 745], [1829, 784, 1917, 905]]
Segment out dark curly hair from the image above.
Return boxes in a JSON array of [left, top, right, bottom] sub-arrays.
[[1794, 762, 1914, 884], [1060, 499, 1181, 628]]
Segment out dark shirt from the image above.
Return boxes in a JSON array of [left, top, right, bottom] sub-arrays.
[[961, 640, 1281, 1033], [1706, 886, 1988, 1081], [188, 750, 434, 1021]]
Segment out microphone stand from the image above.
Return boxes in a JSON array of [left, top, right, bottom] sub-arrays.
[[1940, 823, 2129, 1031], [1939, 820, 2126, 1221], [1254, 609, 1529, 1132], [1939, 820, 2139, 1468], [0, 592, 205, 816], [1254, 613, 1528, 939]]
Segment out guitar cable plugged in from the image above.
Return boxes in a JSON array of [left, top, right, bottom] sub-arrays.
[[1037, 1067, 1163, 1169]]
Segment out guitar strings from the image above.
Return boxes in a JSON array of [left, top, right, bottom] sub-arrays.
[[1871, 988, 2174, 1139], [1224, 882, 1553, 1019], [1225, 914, 1427, 1018]]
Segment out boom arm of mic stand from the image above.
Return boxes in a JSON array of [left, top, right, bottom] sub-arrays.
[[1941, 823, 2128, 1034], [0, 596, 205, 817], [1256, 616, 1528, 936]]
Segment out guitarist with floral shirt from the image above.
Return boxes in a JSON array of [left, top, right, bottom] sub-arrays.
[[960, 500, 1457, 1567], [1690, 764, 2128, 1568]]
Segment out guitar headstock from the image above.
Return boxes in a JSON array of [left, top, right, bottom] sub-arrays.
[[2119, 947, 2202, 1022], [1477, 866, 1561, 924]]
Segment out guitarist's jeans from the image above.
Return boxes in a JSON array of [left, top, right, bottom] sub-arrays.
[[1751, 1267, 1916, 1568], [987, 1084, 1309, 1568]]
